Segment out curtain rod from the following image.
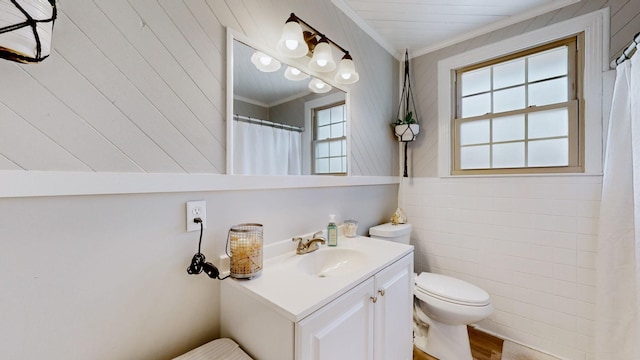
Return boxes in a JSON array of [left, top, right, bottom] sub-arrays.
[[233, 114, 304, 132], [610, 31, 640, 68]]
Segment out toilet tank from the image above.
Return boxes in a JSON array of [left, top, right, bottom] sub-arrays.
[[369, 223, 412, 244]]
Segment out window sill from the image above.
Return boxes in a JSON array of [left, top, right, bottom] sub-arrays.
[[439, 172, 602, 179]]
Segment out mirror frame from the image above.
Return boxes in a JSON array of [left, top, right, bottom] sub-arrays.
[[226, 27, 351, 176]]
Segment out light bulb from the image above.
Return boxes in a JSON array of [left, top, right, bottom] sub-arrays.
[[308, 78, 332, 93], [334, 54, 359, 84], [251, 51, 281, 72], [308, 39, 335, 72], [259, 56, 272, 66], [276, 15, 309, 58], [285, 39, 298, 50], [284, 66, 309, 81]]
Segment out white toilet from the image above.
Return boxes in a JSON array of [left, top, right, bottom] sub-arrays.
[[369, 222, 493, 360]]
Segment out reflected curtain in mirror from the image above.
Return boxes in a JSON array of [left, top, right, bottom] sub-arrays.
[[233, 116, 302, 175]]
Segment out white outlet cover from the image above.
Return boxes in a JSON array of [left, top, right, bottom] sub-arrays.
[[186, 200, 206, 232]]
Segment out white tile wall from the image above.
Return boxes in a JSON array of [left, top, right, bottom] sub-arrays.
[[402, 175, 601, 360]]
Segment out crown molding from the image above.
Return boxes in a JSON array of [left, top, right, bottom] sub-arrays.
[[332, 0, 581, 60], [331, 0, 402, 59]]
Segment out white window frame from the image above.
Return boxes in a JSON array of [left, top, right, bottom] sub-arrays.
[[304, 92, 351, 175], [312, 101, 347, 175], [437, 8, 609, 177]]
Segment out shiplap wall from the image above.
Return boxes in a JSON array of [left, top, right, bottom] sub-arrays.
[[410, 0, 640, 177], [0, 184, 400, 360], [0, 0, 398, 176], [403, 1, 640, 359]]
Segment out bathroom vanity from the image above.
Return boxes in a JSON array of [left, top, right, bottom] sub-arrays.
[[221, 235, 414, 360]]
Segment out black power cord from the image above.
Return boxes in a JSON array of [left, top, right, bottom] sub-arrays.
[[186, 217, 228, 280]]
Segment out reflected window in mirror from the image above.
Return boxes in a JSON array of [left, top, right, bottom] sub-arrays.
[[313, 101, 346, 175]]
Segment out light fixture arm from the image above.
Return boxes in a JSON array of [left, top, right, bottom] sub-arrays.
[[287, 13, 349, 57], [278, 12, 359, 84]]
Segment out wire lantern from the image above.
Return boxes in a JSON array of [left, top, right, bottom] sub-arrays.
[[0, 0, 57, 63], [227, 223, 263, 279]]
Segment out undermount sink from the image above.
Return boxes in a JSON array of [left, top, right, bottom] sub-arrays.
[[297, 248, 368, 277]]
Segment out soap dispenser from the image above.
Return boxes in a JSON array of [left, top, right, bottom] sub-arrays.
[[327, 214, 338, 246]]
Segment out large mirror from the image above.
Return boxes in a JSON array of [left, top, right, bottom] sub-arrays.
[[227, 30, 349, 176]]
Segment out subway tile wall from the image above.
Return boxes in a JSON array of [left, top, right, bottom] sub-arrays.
[[402, 175, 602, 360]]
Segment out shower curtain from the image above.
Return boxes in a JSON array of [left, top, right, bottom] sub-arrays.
[[233, 120, 302, 175], [595, 55, 639, 359]]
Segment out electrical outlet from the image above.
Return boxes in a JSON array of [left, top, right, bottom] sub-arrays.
[[186, 200, 206, 232]]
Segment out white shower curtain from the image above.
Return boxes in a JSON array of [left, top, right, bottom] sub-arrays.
[[595, 54, 640, 359], [233, 120, 302, 175]]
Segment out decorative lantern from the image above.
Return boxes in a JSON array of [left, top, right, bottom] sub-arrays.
[[228, 223, 263, 279], [0, 0, 57, 63]]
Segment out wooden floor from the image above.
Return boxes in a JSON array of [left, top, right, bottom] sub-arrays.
[[413, 326, 503, 360]]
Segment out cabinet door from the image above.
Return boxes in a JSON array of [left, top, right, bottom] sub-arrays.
[[374, 254, 414, 360], [296, 278, 375, 360]]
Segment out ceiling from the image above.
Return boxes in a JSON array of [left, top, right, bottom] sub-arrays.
[[233, 39, 344, 106], [233, 0, 581, 105], [234, 39, 310, 106], [332, 0, 580, 58]]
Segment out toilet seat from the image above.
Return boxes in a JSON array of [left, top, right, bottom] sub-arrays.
[[415, 272, 490, 307]]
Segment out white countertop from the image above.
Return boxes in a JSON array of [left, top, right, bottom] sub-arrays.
[[222, 236, 414, 322]]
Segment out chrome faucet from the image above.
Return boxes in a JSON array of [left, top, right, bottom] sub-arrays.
[[292, 231, 326, 254]]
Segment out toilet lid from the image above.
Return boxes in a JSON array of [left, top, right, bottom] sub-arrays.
[[369, 222, 412, 237], [415, 273, 490, 306]]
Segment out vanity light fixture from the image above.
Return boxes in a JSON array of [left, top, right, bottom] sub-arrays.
[[276, 13, 309, 58], [0, 0, 57, 63], [308, 77, 332, 94], [277, 13, 359, 84], [334, 53, 359, 84], [284, 66, 309, 81], [308, 36, 336, 72], [250, 50, 281, 72]]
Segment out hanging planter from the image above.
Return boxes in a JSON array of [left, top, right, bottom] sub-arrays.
[[393, 111, 420, 142], [393, 50, 420, 177], [394, 123, 420, 142], [0, 0, 57, 63]]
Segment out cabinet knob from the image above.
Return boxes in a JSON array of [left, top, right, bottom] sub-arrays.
[[370, 296, 377, 303], [378, 289, 385, 296]]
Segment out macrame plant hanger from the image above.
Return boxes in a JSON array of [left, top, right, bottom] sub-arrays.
[[395, 49, 419, 177]]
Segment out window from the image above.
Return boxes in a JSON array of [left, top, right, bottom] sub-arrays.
[[452, 35, 583, 175], [438, 9, 606, 177], [313, 102, 347, 175]]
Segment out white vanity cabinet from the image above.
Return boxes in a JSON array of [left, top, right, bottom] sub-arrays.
[[373, 253, 415, 360], [296, 277, 376, 360], [296, 254, 414, 360], [221, 239, 413, 360]]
